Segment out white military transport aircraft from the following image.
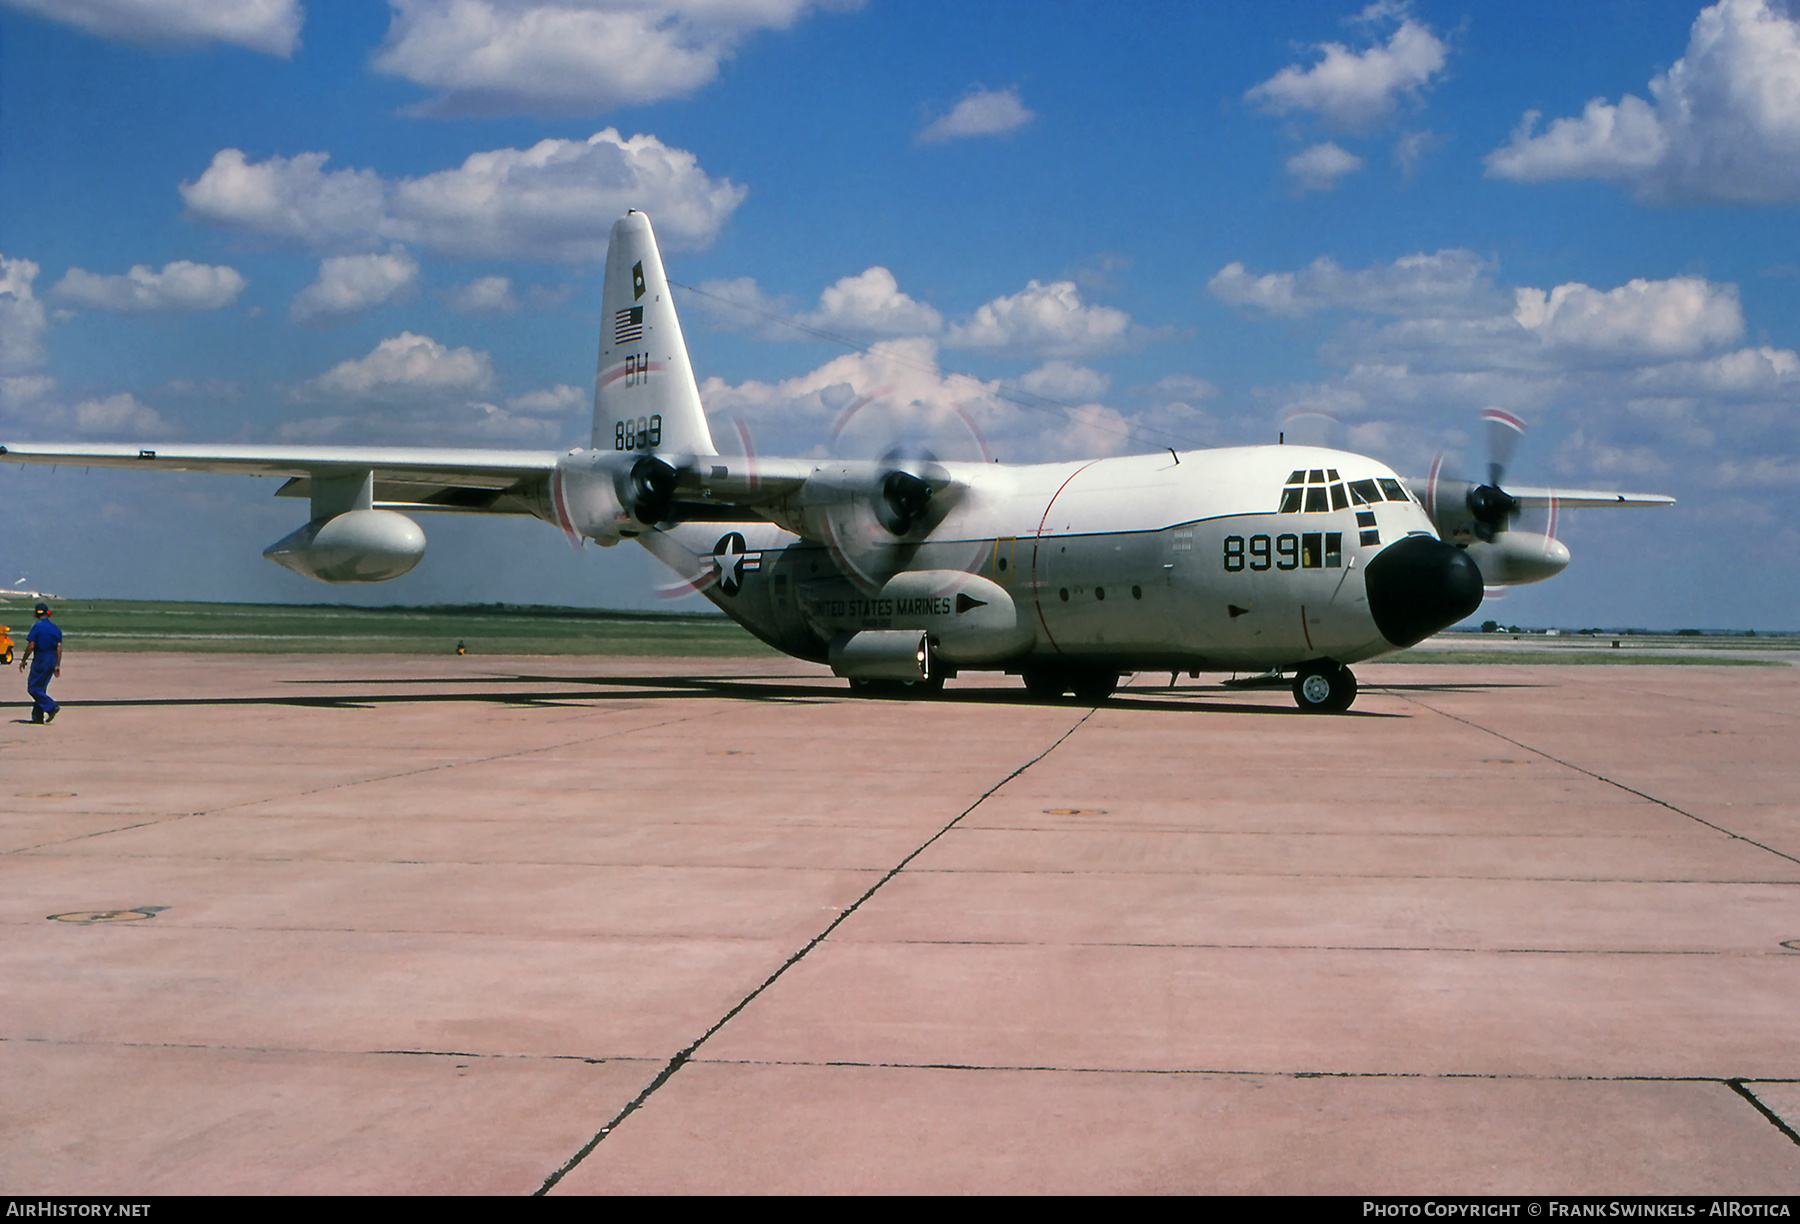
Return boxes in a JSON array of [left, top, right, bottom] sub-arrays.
[[1, 212, 1673, 712]]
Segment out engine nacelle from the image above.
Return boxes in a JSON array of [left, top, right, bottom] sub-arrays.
[[551, 449, 635, 545], [263, 510, 426, 583], [1462, 532, 1570, 586]]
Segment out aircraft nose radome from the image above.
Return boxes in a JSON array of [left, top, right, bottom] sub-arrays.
[[1363, 535, 1484, 649]]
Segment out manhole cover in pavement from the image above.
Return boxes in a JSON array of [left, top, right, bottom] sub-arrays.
[[1042, 808, 1107, 815], [48, 907, 167, 925]]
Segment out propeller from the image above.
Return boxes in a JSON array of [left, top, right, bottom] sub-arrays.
[[817, 388, 989, 593], [1428, 408, 1526, 543]]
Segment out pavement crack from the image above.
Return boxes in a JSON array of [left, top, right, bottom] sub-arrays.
[[1728, 1079, 1800, 1148], [534, 704, 1102, 1196], [1396, 693, 1800, 868]]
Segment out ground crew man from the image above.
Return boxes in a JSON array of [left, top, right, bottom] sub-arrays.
[[19, 602, 61, 724]]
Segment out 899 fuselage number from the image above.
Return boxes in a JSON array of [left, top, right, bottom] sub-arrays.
[[1223, 532, 1342, 571]]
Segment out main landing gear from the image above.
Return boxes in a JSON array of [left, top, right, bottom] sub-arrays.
[[1291, 660, 1357, 713], [1020, 666, 1120, 704], [847, 675, 946, 697]]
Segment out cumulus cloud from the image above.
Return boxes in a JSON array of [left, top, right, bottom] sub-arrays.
[[0, 253, 183, 438], [298, 332, 495, 405], [280, 382, 585, 445], [1486, 0, 1800, 204], [51, 260, 247, 313], [0, 375, 174, 439], [1512, 278, 1743, 361], [1286, 142, 1364, 192], [446, 275, 521, 315], [372, 0, 846, 117], [1631, 345, 1800, 397], [179, 149, 388, 248], [1245, 5, 1448, 131], [69, 391, 173, 435], [688, 269, 944, 341], [0, 255, 49, 375], [1015, 360, 1109, 402], [1208, 249, 1500, 319], [917, 86, 1036, 144], [181, 128, 745, 261], [2, 0, 302, 56], [685, 276, 793, 338], [290, 251, 419, 325], [801, 267, 943, 336], [697, 336, 1148, 463], [1209, 247, 1800, 490], [945, 279, 1134, 359]]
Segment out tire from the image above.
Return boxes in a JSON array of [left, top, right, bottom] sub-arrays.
[[1292, 661, 1357, 713], [848, 675, 945, 698], [1070, 670, 1119, 703]]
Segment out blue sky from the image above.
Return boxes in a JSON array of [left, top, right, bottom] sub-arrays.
[[3, 0, 1797, 628]]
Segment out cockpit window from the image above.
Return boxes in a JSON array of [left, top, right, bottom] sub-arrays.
[[1349, 479, 1381, 505], [1378, 477, 1410, 503], [1281, 472, 1361, 513]]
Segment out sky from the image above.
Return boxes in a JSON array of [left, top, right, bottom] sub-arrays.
[[2, 0, 1798, 629]]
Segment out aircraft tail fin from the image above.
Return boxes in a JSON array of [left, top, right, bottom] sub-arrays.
[[593, 211, 716, 457]]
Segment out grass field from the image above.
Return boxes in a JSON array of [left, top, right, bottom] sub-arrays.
[[0, 599, 780, 657], [1, 598, 1792, 664]]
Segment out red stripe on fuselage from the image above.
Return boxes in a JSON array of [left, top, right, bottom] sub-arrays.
[[1030, 461, 1101, 658]]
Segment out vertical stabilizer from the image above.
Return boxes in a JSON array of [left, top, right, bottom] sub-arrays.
[[593, 211, 716, 457]]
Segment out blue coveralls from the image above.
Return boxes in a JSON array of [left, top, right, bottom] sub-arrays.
[[25, 617, 60, 721]]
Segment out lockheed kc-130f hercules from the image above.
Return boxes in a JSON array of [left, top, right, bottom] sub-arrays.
[[0, 212, 1673, 712]]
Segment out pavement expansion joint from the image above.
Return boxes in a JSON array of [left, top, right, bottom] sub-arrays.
[[1398, 692, 1800, 867], [0, 1033, 661, 1066], [1728, 1081, 1800, 1147], [533, 704, 1104, 1197], [681, 1057, 1800, 1090]]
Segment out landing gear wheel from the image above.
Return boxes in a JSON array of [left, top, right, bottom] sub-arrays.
[[1022, 667, 1118, 703], [1070, 670, 1119, 703], [1292, 661, 1357, 713], [847, 675, 945, 698]]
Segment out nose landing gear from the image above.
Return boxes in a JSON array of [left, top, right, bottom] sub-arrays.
[[1292, 660, 1357, 713]]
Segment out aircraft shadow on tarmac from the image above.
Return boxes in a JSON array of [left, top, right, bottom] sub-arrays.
[[4, 673, 1539, 719]]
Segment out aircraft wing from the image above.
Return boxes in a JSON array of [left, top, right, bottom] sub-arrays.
[[1502, 485, 1675, 509], [0, 441, 563, 515]]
